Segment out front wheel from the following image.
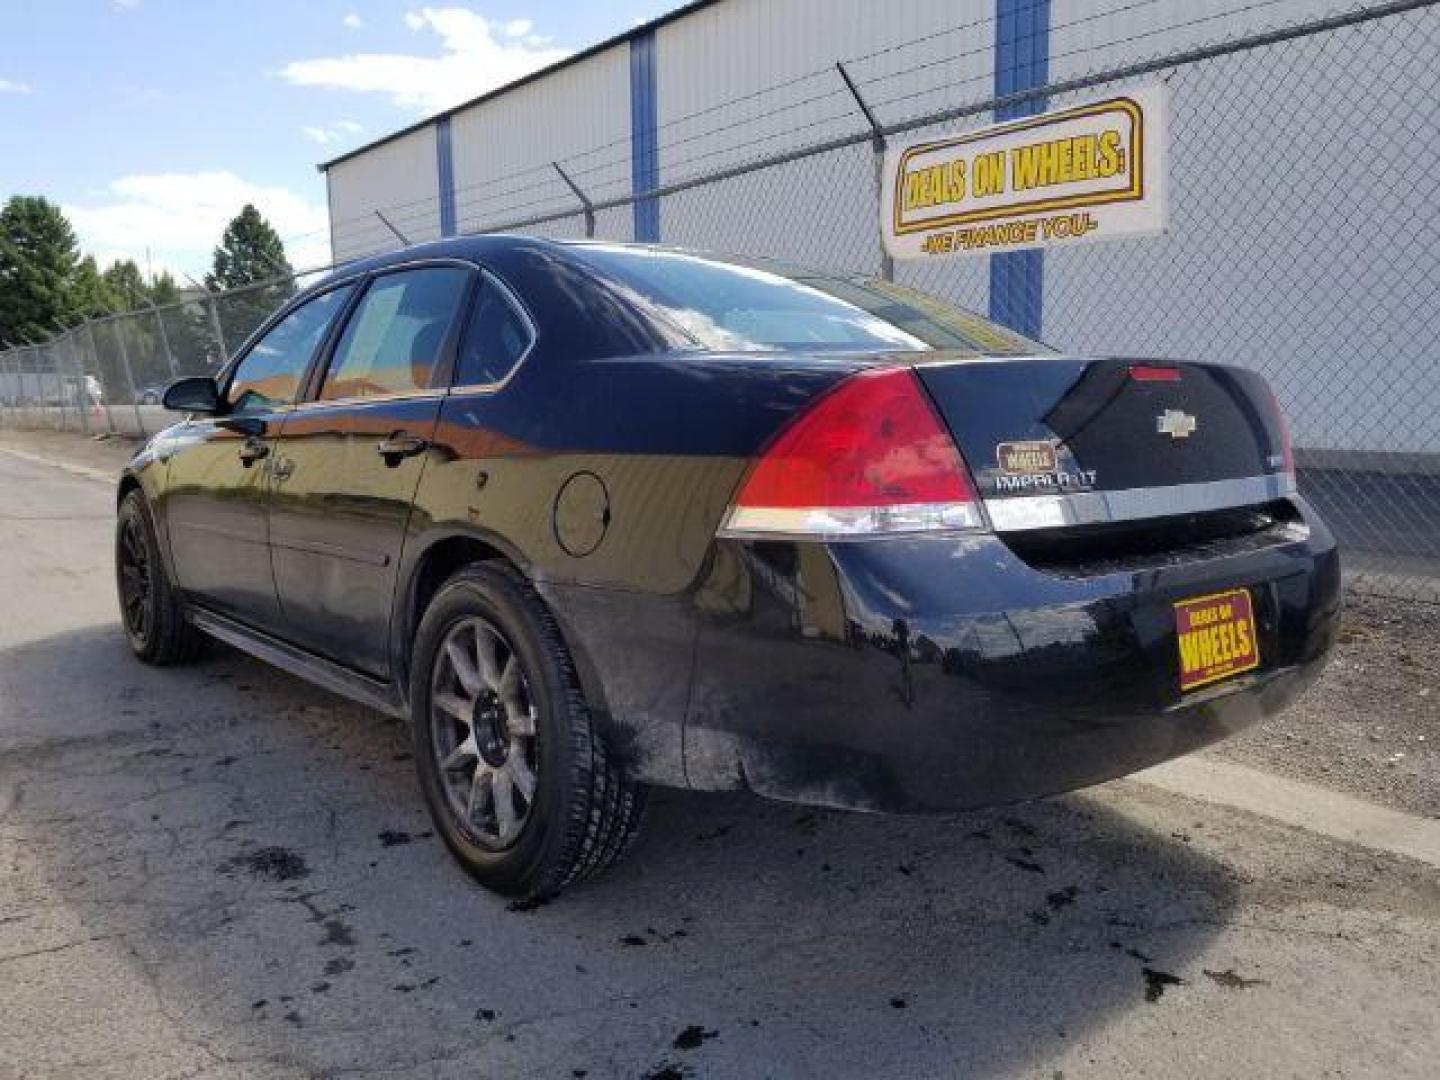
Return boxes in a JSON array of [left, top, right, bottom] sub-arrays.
[[411, 563, 645, 900], [116, 490, 204, 665]]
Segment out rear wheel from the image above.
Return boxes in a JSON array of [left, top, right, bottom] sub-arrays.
[[411, 563, 645, 899], [116, 490, 204, 665]]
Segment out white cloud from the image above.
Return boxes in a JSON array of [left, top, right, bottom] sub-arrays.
[[502, 18, 532, 37], [0, 78, 33, 94], [302, 119, 364, 145], [280, 7, 572, 114], [113, 0, 141, 10], [64, 172, 331, 279], [342, 11, 363, 29]]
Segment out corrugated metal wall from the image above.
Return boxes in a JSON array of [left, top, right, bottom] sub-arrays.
[[451, 46, 633, 239], [652, 0, 993, 273], [327, 127, 442, 261], [321, 0, 1432, 452]]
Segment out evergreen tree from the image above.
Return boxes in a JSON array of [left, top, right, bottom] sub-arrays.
[[205, 204, 294, 346], [148, 271, 180, 307], [0, 196, 80, 343], [102, 259, 150, 311], [205, 204, 292, 291], [69, 256, 119, 322]]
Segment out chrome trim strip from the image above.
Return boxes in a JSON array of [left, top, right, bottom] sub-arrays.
[[984, 473, 1297, 532], [289, 388, 447, 411], [718, 501, 986, 541]]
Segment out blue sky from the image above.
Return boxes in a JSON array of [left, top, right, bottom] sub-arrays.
[[0, 1, 676, 277]]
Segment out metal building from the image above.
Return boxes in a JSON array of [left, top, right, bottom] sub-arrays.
[[319, 0, 1439, 463]]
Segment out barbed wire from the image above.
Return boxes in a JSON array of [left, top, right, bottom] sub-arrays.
[[318, 0, 1392, 255]]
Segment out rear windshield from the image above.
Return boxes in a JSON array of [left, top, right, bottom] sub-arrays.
[[564, 245, 1046, 356]]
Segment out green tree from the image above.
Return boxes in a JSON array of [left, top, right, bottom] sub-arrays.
[[205, 204, 293, 347], [148, 271, 180, 307], [69, 256, 120, 322], [102, 259, 150, 311], [206, 204, 292, 291], [0, 195, 80, 343]]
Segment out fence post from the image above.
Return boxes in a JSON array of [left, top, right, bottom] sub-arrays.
[[6, 346, 26, 428], [836, 61, 894, 281], [143, 297, 179, 379], [43, 335, 64, 432], [203, 289, 229, 368], [0, 347, 17, 427], [16, 339, 37, 427], [42, 341, 67, 431], [110, 318, 147, 437], [69, 333, 91, 436], [84, 321, 120, 436], [553, 162, 596, 238], [55, 322, 92, 436]]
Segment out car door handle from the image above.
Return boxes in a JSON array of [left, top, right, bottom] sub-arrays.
[[376, 432, 429, 467], [238, 437, 270, 467]]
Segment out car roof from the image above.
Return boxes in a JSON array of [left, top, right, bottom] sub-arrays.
[[317, 235, 838, 288]]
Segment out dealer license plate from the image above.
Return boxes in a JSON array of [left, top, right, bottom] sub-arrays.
[[1174, 588, 1260, 692]]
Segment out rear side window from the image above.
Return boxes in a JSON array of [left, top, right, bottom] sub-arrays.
[[320, 266, 471, 401], [454, 279, 534, 387], [227, 285, 354, 414]]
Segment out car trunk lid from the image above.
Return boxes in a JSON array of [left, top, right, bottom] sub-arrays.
[[912, 356, 1294, 532]]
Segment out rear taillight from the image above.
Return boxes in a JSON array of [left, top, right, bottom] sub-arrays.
[[1263, 382, 1296, 475], [718, 367, 984, 539]]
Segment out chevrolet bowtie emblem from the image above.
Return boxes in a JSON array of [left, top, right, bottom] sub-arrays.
[[1156, 409, 1198, 439]]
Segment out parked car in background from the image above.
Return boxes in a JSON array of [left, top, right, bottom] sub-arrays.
[[134, 384, 164, 405], [113, 236, 1341, 900]]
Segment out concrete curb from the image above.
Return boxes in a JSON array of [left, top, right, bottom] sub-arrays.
[[0, 445, 119, 485], [1139, 755, 1440, 869]]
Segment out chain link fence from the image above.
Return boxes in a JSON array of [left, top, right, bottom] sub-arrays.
[[0, 267, 333, 439], [3, 0, 1436, 601]]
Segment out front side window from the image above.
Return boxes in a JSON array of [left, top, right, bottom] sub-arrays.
[[320, 266, 471, 401], [226, 285, 354, 414], [454, 279, 535, 387]]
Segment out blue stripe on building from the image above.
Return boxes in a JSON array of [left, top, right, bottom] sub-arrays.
[[629, 30, 660, 242], [436, 117, 457, 237], [990, 0, 1050, 338]]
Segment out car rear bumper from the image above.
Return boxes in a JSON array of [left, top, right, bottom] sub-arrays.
[[678, 497, 1341, 812]]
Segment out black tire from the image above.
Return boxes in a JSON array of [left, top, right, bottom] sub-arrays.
[[411, 562, 645, 899], [116, 489, 205, 665]]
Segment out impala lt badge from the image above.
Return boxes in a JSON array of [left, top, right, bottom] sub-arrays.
[[1157, 409, 1198, 439]]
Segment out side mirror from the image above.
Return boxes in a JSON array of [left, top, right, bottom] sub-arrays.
[[162, 375, 222, 415]]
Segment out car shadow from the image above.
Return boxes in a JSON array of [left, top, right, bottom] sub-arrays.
[[3, 624, 1237, 1079]]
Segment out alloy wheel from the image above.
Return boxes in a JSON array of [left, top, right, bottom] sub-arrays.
[[429, 616, 540, 849], [118, 515, 154, 644]]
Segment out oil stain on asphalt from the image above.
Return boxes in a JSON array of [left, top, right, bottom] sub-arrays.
[[1204, 968, 1269, 989], [1142, 967, 1185, 1002], [219, 845, 310, 882], [672, 1025, 719, 1050]]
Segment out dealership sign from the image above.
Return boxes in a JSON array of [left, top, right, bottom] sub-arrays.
[[881, 84, 1168, 261]]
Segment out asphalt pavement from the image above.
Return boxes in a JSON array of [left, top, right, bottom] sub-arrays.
[[1, 449, 1438, 1079]]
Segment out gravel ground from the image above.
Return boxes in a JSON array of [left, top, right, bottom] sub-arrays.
[[4, 426, 1436, 818], [1214, 592, 1440, 818]]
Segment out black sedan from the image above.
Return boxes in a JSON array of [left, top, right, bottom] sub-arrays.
[[116, 236, 1340, 899]]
